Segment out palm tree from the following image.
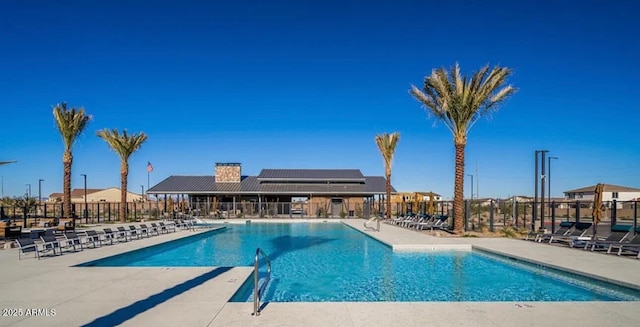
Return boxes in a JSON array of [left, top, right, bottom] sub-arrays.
[[375, 132, 400, 219], [97, 129, 148, 223], [53, 103, 91, 227], [410, 63, 516, 234]]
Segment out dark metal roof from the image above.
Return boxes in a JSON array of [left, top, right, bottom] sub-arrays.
[[257, 169, 365, 181], [147, 176, 216, 193], [363, 176, 397, 193], [148, 175, 390, 195], [258, 183, 364, 194]]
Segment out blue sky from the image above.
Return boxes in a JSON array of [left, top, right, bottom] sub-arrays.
[[1, 0, 638, 200]]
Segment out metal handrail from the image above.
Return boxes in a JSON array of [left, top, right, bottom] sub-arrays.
[[363, 216, 380, 231], [253, 247, 271, 316]]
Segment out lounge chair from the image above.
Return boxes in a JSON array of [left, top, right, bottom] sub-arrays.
[[118, 226, 139, 240], [103, 228, 127, 243], [15, 238, 55, 260], [138, 224, 151, 238], [548, 222, 593, 245], [127, 225, 145, 239], [159, 222, 176, 233], [429, 215, 450, 231], [415, 216, 436, 230], [150, 223, 164, 234], [527, 221, 575, 242], [609, 228, 640, 258], [83, 230, 105, 247], [141, 224, 159, 236], [39, 235, 62, 255], [62, 231, 86, 252], [581, 225, 633, 251], [175, 219, 193, 230]]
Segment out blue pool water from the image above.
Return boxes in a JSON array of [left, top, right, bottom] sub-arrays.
[[80, 222, 640, 302]]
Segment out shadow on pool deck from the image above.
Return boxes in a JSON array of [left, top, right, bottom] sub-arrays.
[[81, 266, 232, 327]]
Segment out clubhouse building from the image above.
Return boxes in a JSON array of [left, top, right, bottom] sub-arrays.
[[147, 163, 394, 218]]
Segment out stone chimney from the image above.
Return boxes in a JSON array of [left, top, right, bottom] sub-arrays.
[[215, 163, 241, 182]]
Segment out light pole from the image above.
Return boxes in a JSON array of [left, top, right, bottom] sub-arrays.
[[141, 185, 145, 217], [548, 156, 558, 207], [540, 150, 548, 230], [467, 174, 474, 201], [38, 179, 44, 204], [80, 174, 87, 221], [467, 174, 474, 220]]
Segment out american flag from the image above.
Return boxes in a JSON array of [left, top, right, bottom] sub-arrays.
[[147, 161, 153, 173]]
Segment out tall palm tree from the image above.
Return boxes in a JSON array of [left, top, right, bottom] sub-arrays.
[[375, 132, 400, 219], [410, 63, 516, 234], [53, 103, 91, 227], [97, 129, 147, 222]]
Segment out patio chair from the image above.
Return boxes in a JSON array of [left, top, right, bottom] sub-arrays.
[[127, 225, 145, 239], [137, 224, 151, 238], [39, 234, 62, 255], [159, 222, 176, 233], [62, 231, 86, 252], [426, 215, 450, 231], [103, 228, 128, 243], [150, 223, 165, 234], [415, 215, 436, 230], [118, 226, 139, 240], [527, 221, 575, 242], [548, 222, 593, 245], [83, 230, 105, 247], [15, 237, 55, 260], [141, 223, 159, 236], [404, 217, 424, 229], [609, 228, 640, 258], [581, 225, 633, 251]]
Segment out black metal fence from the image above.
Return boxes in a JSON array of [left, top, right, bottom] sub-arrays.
[[0, 201, 161, 226], [2, 199, 638, 235]]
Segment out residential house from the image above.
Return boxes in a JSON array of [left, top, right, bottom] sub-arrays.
[[48, 188, 143, 203], [564, 184, 640, 209]]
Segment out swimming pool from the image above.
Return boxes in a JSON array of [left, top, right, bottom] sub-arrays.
[[80, 222, 640, 302]]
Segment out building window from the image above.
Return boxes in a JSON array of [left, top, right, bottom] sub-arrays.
[[612, 192, 619, 199], [568, 193, 575, 199], [578, 192, 583, 199]]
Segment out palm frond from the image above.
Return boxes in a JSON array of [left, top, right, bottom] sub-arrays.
[[375, 132, 400, 171], [53, 102, 91, 150], [410, 63, 517, 141], [97, 128, 148, 161]]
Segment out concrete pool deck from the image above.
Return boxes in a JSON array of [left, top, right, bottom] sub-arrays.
[[0, 219, 638, 326]]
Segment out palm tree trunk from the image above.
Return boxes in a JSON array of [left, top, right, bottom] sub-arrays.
[[63, 150, 73, 227], [385, 171, 391, 219], [120, 161, 128, 223], [453, 140, 466, 234]]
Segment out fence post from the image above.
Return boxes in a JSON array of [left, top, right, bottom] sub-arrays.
[[633, 201, 637, 234], [514, 201, 519, 229], [551, 201, 556, 233], [489, 200, 494, 232], [575, 201, 580, 223], [23, 206, 28, 227]]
